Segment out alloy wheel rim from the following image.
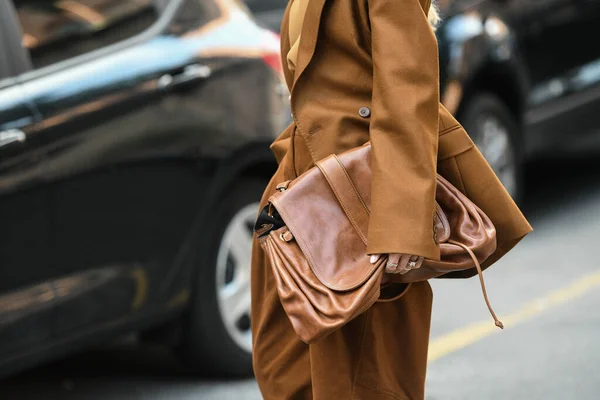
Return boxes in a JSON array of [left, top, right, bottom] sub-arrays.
[[215, 202, 259, 354], [475, 114, 518, 198]]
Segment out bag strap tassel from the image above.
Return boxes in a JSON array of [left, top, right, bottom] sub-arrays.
[[448, 240, 504, 329]]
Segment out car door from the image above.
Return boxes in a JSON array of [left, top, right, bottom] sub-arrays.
[[10, 0, 245, 338], [10, 0, 178, 336], [0, 1, 53, 360]]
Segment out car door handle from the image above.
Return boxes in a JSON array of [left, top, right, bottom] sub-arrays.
[[157, 64, 212, 91], [0, 129, 26, 149]]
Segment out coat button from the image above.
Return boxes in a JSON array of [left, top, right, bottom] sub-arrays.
[[359, 106, 371, 118]]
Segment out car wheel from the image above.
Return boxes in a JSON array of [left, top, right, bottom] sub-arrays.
[[178, 179, 265, 377], [458, 92, 523, 201]]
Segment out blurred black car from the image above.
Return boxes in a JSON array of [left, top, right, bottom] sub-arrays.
[[257, 0, 600, 199], [0, 0, 287, 377], [438, 0, 600, 199]]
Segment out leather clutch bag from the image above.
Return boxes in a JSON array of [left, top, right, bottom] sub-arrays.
[[255, 143, 502, 344]]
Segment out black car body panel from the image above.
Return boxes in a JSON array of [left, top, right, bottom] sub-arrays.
[[438, 0, 600, 158], [0, 0, 286, 376]]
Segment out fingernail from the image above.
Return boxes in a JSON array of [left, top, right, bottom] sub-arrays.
[[370, 255, 377, 264]]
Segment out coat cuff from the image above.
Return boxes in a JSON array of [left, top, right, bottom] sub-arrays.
[[366, 224, 440, 260]]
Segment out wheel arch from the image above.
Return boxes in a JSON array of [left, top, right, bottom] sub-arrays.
[[154, 140, 276, 308], [456, 63, 527, 127], [173, 142, 274, 376], [149, 140, 275, 375], [216, 140, 277, 189]]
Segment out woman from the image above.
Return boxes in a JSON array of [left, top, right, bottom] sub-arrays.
[[251, 0, 531, 398]]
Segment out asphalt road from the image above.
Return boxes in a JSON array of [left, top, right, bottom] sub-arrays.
[[3, 156, 600, 399]]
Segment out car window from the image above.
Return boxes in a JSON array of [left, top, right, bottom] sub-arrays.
[[13, 0, 159, 70]]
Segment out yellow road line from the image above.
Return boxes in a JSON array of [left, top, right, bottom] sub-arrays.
[[429, 269, 600, 362]]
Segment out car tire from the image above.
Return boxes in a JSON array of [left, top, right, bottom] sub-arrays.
[[177, 178, 265, 377], [458, 92, 523, 201]]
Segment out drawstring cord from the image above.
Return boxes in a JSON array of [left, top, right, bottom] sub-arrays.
[[448, 240, 505, 329]]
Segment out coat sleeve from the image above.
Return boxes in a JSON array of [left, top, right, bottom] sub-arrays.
[[366, 0, 440, 260]]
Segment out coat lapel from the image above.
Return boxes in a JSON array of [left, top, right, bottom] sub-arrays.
[[290, 0, 328, 92], [280, 2, 294, 91]]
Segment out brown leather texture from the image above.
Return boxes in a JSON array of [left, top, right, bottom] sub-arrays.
[[258, 143, 497, 344]]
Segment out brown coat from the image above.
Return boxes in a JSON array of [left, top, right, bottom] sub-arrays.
[[251, 0, 532, 398]]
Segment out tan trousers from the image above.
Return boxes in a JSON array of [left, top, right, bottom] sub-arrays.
[[251, 159, 434, 400]]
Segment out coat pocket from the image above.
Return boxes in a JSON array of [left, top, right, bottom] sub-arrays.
[[437, 124, 474, 161], [436, 124, 474, 194]]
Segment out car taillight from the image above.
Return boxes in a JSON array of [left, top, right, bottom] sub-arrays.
[[262, 52, 284, 77], [261, 30, 284, 78]]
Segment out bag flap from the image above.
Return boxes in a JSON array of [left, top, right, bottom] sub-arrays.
[[269, 158, 379, 292]]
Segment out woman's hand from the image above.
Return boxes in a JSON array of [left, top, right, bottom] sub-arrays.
[[370, 253, 424, 274]]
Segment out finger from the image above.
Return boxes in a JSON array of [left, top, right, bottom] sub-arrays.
[[414, 256, 424, 269], [396, 254, 410, 274], [399, 254, 416, 275], [400, 256, 419, 275], [389, 253, 402, 266], [407, 255, 419, 270], [385, 253, 402, 273], [370, 254, 382, 264], [402, 256, 423, 274]]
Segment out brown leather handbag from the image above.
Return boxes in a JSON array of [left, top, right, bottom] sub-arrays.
[[255, 143, 503, 344]]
